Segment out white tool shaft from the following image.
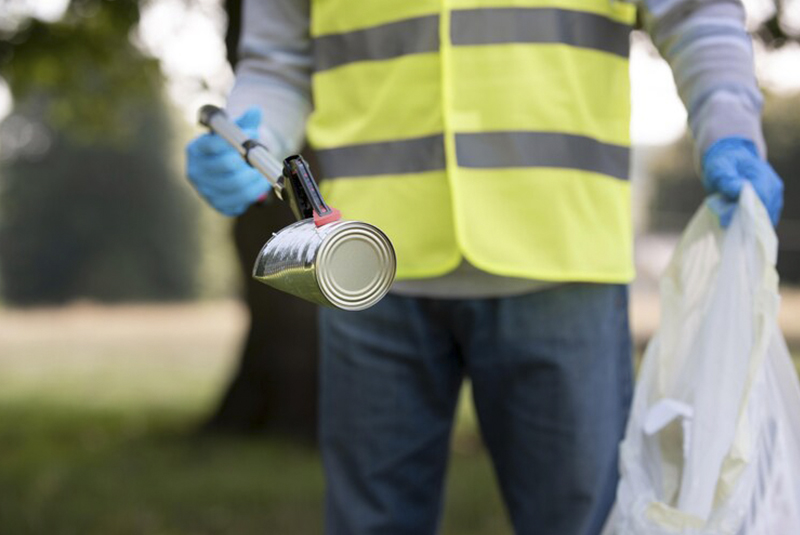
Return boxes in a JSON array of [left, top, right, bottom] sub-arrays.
[[198, 105, 284, 188]]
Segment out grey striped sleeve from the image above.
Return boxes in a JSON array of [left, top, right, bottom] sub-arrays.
[[226, 0, 314, 158], [638, 0, 765, 159]]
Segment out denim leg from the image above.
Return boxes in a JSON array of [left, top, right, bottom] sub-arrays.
[[462, 284, 633, 535], [319, 295, 464, 535]]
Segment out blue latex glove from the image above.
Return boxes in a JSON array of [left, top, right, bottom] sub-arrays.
[[186, 108, 271, 216], [701, 137, 783, 227]]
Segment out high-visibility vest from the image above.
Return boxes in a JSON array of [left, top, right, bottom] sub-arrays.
[[307, 0, 637, 283]]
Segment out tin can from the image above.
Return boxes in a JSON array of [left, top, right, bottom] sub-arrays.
[[252, 218, 396, 311]]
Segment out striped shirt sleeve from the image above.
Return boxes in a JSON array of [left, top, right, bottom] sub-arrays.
[[227, 0, 766, 163], [638, 0, 766, 159], [226, 0, 313, 158]]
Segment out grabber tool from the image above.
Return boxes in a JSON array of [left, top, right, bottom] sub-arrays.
[[199, 105, 396, 311]]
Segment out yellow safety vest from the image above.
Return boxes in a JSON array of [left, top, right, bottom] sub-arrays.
[[308, 0, 637, 283]]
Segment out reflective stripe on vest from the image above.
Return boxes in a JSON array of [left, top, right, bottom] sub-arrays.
[[314, 8, 630, 72], [316, 132, 629, 180], [307, 0, 637, 283]]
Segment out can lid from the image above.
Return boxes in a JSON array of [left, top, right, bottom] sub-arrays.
[[316, 221, 396, 311]]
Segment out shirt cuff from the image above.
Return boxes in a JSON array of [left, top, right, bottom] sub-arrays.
[[226, 77, 311, 158], [690, 89, 766, 162]]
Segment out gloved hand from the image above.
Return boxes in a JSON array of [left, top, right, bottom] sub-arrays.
[[701, 136, 783, 228], [186, 108, 271, 216]]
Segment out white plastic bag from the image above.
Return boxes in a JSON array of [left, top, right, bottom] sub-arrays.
[[604, 184, 800, 535]]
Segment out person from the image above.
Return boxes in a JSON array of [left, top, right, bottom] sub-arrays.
[[185, 0, 784, 533]]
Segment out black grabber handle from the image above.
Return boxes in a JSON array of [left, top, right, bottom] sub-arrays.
[[283, 156, 341, 226], [198, 105, 341, 226]]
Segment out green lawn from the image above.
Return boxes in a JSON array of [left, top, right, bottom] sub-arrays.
[[0, 305, 509, 534], [0, 401, 508, 535], [0, 303, 797, 535]]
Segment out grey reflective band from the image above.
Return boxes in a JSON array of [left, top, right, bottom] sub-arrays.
[[313, 8, 630, 72], [316, 135, 446, 179], [317, 132, 628, 180], [455, 132, 630, 180], [450, 8, 631, 57], [313, 15, 440, 72]]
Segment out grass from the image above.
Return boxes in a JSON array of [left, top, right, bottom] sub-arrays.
[[0, 405, 323, 535], [0, 304, 509, 535], [0, 302, 797, 535], [0, 402, 508, 535]]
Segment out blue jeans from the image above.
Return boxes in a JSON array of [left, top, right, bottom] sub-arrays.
[[318, 284, 633, 535]]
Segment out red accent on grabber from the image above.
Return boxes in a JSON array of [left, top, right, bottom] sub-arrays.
[[314, 208, 342, 227]]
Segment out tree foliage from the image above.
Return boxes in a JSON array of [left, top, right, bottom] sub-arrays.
[[754, 0, 800, 48], [0, 0, 159, 143], [0, 0, 201, 304]]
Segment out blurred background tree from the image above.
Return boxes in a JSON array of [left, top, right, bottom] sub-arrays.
[[755, 0, 800, 46], [0, 0, 318, 440], [0, 0, 200, 304], [198, 0, 318, 439]]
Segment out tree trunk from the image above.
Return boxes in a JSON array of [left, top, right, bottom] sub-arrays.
[[202, 197, 319, 440], [199, 0, 319, 440]]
